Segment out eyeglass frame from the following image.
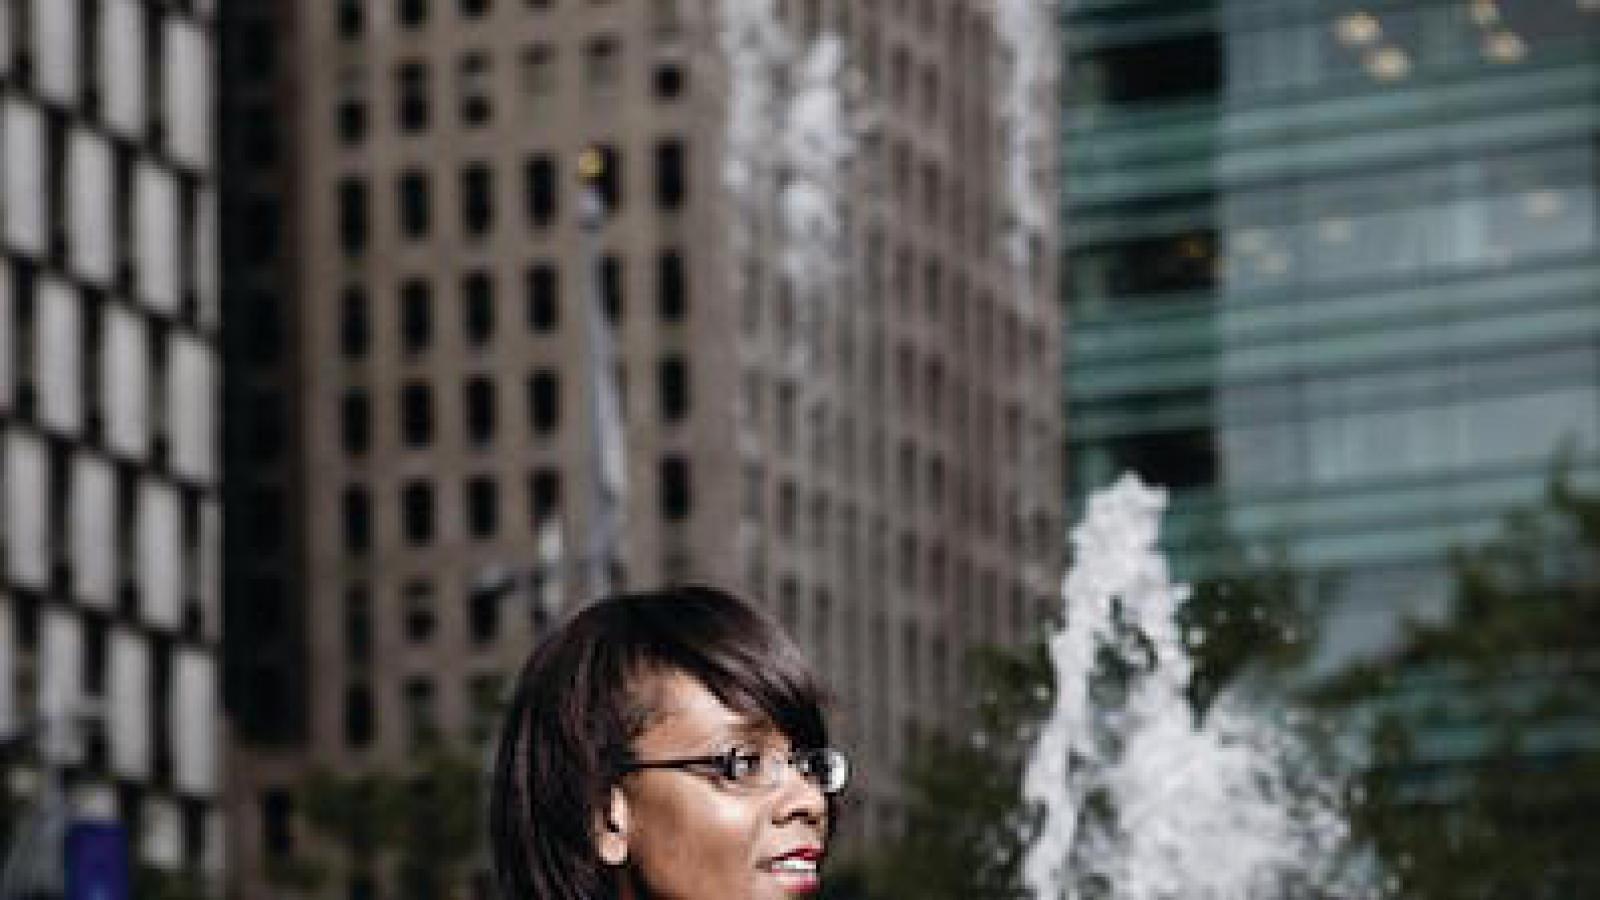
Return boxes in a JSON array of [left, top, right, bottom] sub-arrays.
[[614, 746, 851, 796]]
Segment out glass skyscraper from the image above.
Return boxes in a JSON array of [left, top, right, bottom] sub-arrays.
[[1062, 0, 1600, 661]]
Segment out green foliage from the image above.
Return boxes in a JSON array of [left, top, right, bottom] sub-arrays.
[[858, 643, 1054, 900], [1175, 552, 1314, 713], [294, 746, 487, 896], [856, 554, 1321, 899], [134, 866, 213, 900], [1310, 471, 1600, 898]]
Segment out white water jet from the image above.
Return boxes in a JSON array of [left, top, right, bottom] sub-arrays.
[[994, 0, 1057, 274], [1023, 475, 1376, 899]]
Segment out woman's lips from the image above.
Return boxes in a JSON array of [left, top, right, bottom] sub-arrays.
[[762, 848, 823, 893]]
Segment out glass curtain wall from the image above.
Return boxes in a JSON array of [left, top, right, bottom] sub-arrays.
[[1065, 0, 1600, 653]]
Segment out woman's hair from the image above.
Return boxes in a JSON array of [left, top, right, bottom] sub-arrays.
[[489, 584, 831, 900]]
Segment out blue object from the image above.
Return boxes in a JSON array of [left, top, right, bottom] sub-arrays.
[[65, 822, 130, 900]]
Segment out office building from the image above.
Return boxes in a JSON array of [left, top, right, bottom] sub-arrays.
[[223, 1, 1060, 896], [0, 0, 223, 889], [1062, 0, 1600, 658]]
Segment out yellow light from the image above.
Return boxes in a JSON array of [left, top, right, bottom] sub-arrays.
[[1483, 29, 1526, 63], [578, 147, 605, 182], [1233, 229, 1269, 255], [1470, 0, 1500, 26], [1522, 189, 1564, 220], [1259, 251, 1291, 277], [1178, 236, 1209, 260], [1334, 11, 1382, 46], [1366, 46, 1411, 81], [1318, 218, 1354, 244]]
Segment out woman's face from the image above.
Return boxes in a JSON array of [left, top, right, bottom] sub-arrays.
[[604, 671, 830, 900]]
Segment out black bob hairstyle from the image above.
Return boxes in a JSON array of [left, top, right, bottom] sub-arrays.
[[489, 584, 834, 900]]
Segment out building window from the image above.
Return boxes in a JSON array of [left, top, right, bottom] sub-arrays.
[[403, 580, 437, 643], [590, 144, 622, 211], [461, 0, 491, 17], [397, 62, 430, 132], [660, 456, 691, 521], [461, 163, 494, 237], [520, 45, 557, 99], [467, 674, 504, 742], [458, 52, 493, 126], [340, 286, 370, 358], [466, 477, 498, 538], [345, 585, 372, 664], [655, 139, 685, 210], [401, 279, 433, 353], [462, 271, 495, 345], [403, 677, 438, 749], [338, 178, 368, 254], [402, 481, 436, 545], [336, 65, 367, 146], [464, 377, 496, 445], [528, 370, 560, 434], [525, 154, 558, 227], [529, 468, 561, 524], [261, 790, 294, 859], [469, 586, 501, 647], [527, 264, 559, 331], [337, 98, 366, 146], [585, 35, 620, 90], [653, 63, 685, 100], [401, 382, 435, 447], [657, 250, 686, 321], [343, 487, 372, 554], [399, 170, 431, 238], [337, 0, 365, 38], [600, 255, 623, 323], [399, 0, 429, 28], [658, 356, 688, 423], [342, 390, 371, 456]]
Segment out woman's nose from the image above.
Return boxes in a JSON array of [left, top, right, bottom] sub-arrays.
[[771, 760, 828, 825]]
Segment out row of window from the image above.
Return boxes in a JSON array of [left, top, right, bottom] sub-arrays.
[[336, 45, 686, 145], [337, 669, 504, 758], [5, 0, 213, 171], [334, 144, 684, 249], [342, 576, 522, 658], [338, 457, 689, 551], [338, 361, 688, 452], [336, 0, 651, 37], [335, 252, 686, 358]]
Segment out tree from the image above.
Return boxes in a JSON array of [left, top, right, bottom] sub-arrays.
[[1311, 472, 1600, 898], [854, 551, 1318, 900], [286, 746, 487, 899]]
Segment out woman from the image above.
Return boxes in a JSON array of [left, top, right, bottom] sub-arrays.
[[490, 584, 852, 899]]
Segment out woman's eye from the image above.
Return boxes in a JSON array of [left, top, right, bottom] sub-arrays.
[[724, 751, 764, 781]]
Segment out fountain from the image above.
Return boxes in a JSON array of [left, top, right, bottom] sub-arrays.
[[1023, 475, 1380, 899]]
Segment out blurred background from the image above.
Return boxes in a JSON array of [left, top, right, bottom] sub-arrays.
[[0, 0, 1593, 897]]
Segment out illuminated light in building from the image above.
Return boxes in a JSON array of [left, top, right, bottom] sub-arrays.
[[1366, 45, 1412, 81], [1470, 0, 1501, 27], [1334, 11, 1382, 46], [1233, 228, 1269, 255], [1178, 236, 1210, 260], [1259, 251, 1292, 277], [1483, 29, 1527, 63], [1522, 189, 1565, 220], [1318, 218, 1354, 244], [1580, 0, 1600, 12]]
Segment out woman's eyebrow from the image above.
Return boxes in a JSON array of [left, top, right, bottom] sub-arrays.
[[720, 718, 777, 742]]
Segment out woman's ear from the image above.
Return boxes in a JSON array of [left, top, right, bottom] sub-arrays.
[[595, 786, 631, 866]]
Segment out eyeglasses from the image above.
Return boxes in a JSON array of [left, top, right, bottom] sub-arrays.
[[617, 747, 851, 796]]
